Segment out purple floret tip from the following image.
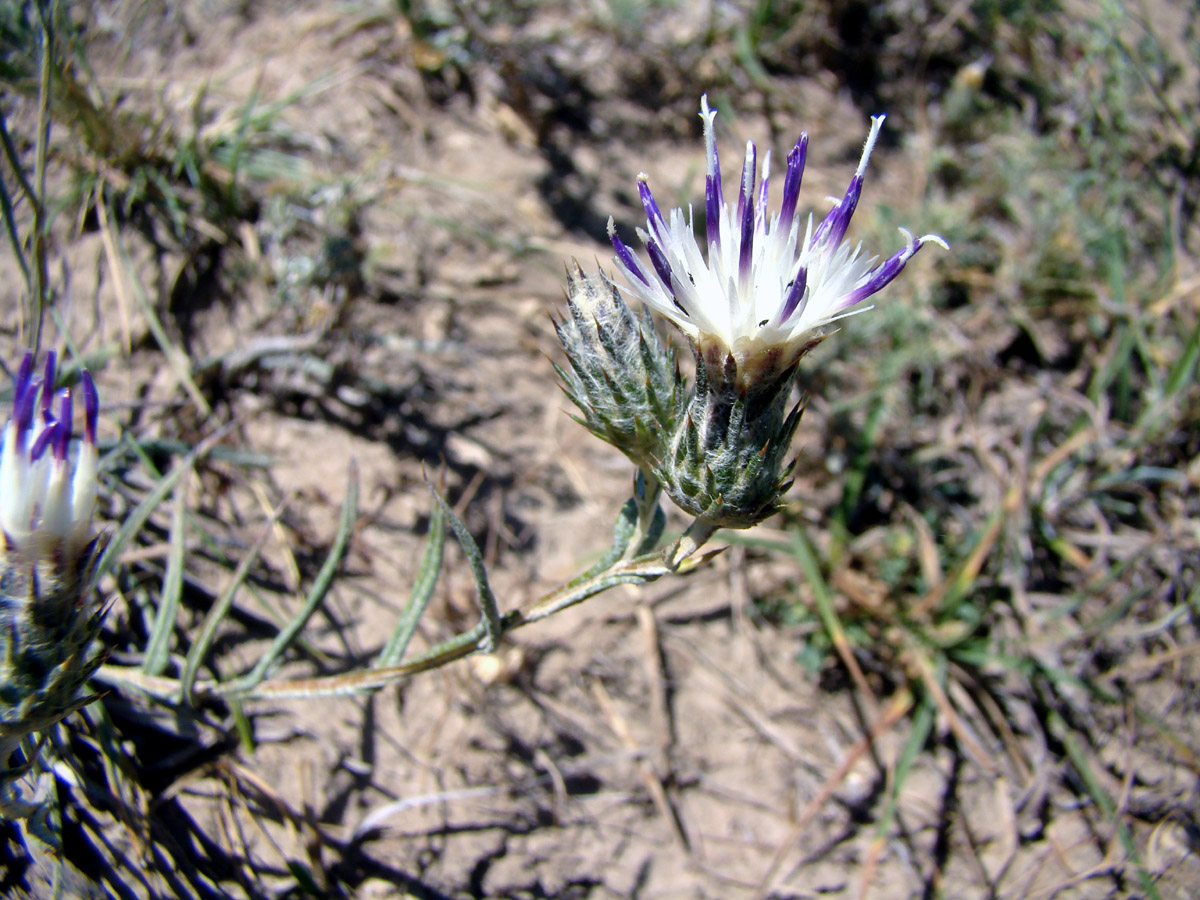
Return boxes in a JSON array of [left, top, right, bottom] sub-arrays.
[[735, 141, 755, 225], [812, 174, 863, 250], [13, 368, 37, 434], [779, 136, 807, 232], [777, 268, 809, 325], [737, 142, 757, 284], [30, 419, 55, 462], [17, 350, 34, 381], [837, 231, 945, 311], [637, 177, 667, 232], [609, 219, 650, 286], [14, 351, 34, 404]]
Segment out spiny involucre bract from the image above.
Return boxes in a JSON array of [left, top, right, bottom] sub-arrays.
[[554, 263, 681, 470]]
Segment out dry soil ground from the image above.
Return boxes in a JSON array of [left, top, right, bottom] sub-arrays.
[[3, 1, 1199, 898]]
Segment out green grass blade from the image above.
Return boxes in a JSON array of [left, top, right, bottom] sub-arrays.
[[1087, 322, 1136, 409], [1047, 707, 1163, 900], [788, 528, 839, 638], [1161, 316, 1200, 398], [833, 395, 888, 554], [875, 695, 934, 840], [142, 466, 190, 676], [0, 111, 37, 203], [95, 439, 192, 580], [1134, 315, 1200, 438], [0, 115, 32, 291], [121, 438, 273, 468], [237, 467, 358, 690], [378, 498, 445, 667]]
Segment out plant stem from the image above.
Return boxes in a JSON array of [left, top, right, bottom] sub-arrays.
[[95, 516, 724, 702], [30, 0, 56, 351]]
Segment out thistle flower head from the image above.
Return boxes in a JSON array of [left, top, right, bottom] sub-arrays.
[[599, 97, 949, 528], [1, 350, 105, 751], [608, 95, 948, 389], [1, 350, 99, 563]]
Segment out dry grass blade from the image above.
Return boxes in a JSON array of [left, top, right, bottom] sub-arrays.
[[910, 481, 1020, 619], [229, 466, 359, 694], [908, 648, 997, 771], [101, 198, 211, 413], [589, 676, 691, 853], [754, 688, 915, 900]]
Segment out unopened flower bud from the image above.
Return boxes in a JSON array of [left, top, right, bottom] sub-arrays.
[[653, 340, 804, 528], [554, 263, 680, 468]]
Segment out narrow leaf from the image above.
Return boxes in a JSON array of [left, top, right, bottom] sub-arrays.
[[429, 486, 501, 653], [378, 499, 445, 667]]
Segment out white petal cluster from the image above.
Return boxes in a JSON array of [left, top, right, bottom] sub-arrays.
[[609, 95, 947, 361]]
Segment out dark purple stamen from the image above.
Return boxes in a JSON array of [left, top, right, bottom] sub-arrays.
[[778, 136, 807, 234], [12, 361, 38, 435], [705, 124, 723, 249], [13, 351, 35, 407], [777, 267, 809, 325], [737, 143, 757, 286], [81, 370, 98, 445], [705, 173, 721, 250], [811, 174, 863, 250], [645, 237, 676, 297], [54, 391, 72, 461], [738, 204, 755, 287], [39, 351, 57, 418], [610, 229, 650, 286]]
